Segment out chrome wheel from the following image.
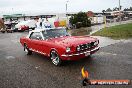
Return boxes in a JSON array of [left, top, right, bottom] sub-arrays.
[[50, 51, 61, 66]]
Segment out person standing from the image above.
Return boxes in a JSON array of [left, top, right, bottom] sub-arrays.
[[0, 18, 6, 33], [42, 18, 51, 28], [35, 18, 42, 29]]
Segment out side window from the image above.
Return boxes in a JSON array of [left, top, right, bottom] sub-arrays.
[[30, 32, 43, 40]]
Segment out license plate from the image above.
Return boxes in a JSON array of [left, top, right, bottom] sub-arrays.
[[85, 52, 90, 56]]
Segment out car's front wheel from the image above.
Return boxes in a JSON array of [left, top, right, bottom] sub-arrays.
[[24, 44, 32, 55], [50, 50, 62, 66]]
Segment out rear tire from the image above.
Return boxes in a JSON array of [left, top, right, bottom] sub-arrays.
[[24, 44, 32, 55], [50, 50, 62, 66]]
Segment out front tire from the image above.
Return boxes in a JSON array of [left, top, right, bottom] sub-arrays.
[[50, 50, 62, 66], [24, 44, 32, 55]]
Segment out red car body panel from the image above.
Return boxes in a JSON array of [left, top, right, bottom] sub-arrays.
[[20, 33, 99, 61], [19, 25, 29, 31]]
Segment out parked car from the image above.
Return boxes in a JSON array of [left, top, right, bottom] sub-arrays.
[[6, 28, 13, 33], [15, 20, 36, 32], [20, 28, 99, 66], [18, 25, 29, 32], [4, 22, 18, 33]]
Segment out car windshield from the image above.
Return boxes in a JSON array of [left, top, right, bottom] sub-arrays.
[[42, 28, 70, 39]]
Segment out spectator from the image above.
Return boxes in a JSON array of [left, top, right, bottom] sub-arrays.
[[0, 18, 6, 33], [42, 18, 51, 28], [36, 18, 42, 29]]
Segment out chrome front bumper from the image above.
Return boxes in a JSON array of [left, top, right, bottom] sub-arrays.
[[61, 46, 100, 57]]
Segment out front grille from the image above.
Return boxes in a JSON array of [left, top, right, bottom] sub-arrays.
[[77, 42, 96, 51], [80, 44, 87, 49], [90, 42, 95, 46]]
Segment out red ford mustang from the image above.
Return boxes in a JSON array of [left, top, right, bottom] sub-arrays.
[[20, 28, 99, 66]]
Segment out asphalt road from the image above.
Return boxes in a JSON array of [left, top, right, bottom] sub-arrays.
[[0, 32, 132, 88]]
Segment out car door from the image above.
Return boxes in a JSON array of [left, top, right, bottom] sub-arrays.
[[40, 31, 58, 57], [29, 32, 43, 52], [40, 39, 51, 56]]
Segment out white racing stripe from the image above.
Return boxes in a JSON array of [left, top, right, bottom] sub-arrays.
[[30, 48, 46, 55]]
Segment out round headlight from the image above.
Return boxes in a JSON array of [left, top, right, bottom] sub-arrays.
[[94, 41, 98, 46], [77, 46, 80, 51], [66, 47, 71, 52]]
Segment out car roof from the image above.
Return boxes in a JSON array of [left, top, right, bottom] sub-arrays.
[[31, 27, 66, 33]]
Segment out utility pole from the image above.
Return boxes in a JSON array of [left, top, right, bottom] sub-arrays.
[[66, 0, 69, 28], [66, 1, 69, 17], [119, 0, 121, 24]]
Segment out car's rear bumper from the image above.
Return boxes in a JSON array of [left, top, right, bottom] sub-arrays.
[[61, 46, 100, 60]]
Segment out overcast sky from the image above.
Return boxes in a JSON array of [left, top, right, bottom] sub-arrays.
[[0, 0, 132, 16]]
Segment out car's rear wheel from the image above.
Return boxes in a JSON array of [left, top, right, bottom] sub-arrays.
[[50, 50, 62, 66], [24, 44, 32, 55]]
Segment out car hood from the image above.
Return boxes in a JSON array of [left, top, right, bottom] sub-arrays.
[[48, 36, 98, 47]]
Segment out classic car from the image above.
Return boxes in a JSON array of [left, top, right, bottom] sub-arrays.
[[17, 25, 29, 32], [5, 23, 18, 33], [20, 28, 99, 66], [16, 20, 36, 32]]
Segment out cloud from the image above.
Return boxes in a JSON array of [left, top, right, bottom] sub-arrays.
[[0, 0, 131, 15]]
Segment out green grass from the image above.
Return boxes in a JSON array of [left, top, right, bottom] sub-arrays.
[[92, 23, 132, 39]]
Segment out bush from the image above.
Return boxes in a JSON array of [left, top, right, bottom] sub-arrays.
[[69, 12, 91, 28]]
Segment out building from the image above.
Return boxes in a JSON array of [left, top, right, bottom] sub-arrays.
[[3, 13, 56, 22]]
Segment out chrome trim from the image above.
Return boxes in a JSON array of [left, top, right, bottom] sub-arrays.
[[77, 42, 95, 51], [30, 48, 46, 55], [61, 46, 99, 57]]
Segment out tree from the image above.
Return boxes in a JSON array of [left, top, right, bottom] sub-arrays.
[[102, 10, 106, 14], [124, 7, 132, 11], [106, 8, 112, 12], [130, 7, 132, 11], [113, 7, 119, 11], [69, 12, 91, 28], [124, 8, 129, 11], [124, 8, 127, 11]]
